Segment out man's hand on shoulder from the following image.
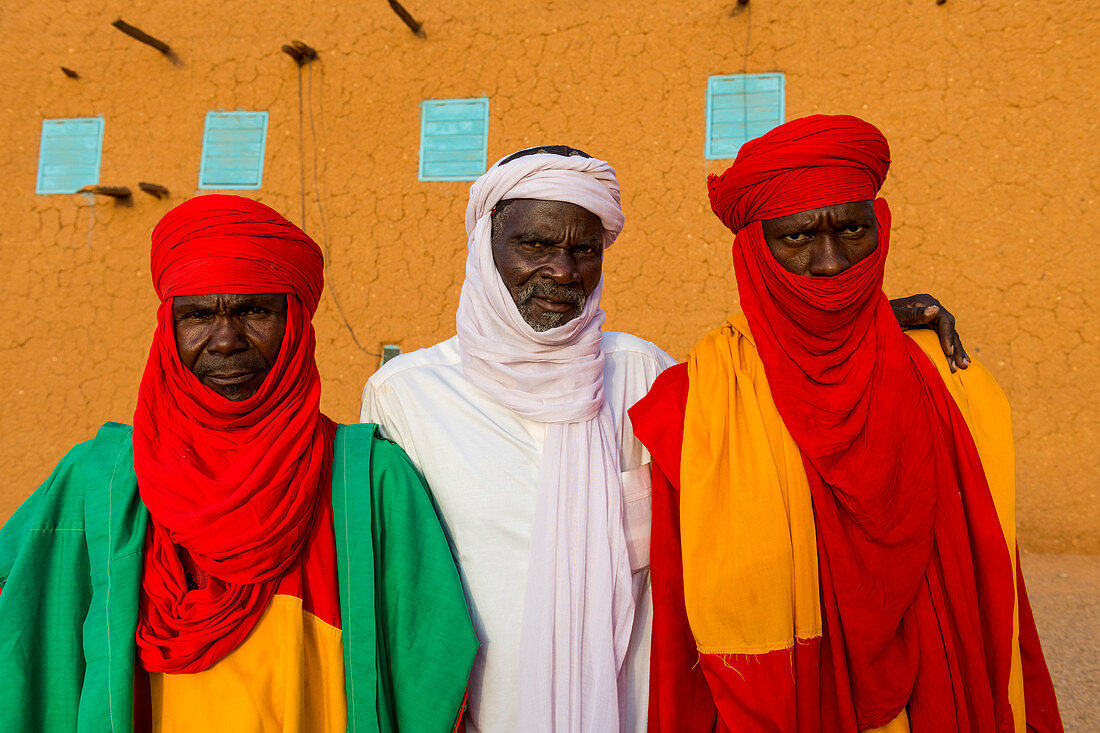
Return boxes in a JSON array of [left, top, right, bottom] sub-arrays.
[[890, 294, 971, 373]]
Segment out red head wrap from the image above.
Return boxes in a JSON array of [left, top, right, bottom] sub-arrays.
[[707, 116, 1015, 729], [133, 194, 336, 673], [150, 195, 323, 312], [708, 114, 890, 234]]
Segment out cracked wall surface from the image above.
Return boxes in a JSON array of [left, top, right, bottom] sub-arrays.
[[1, 0, 1097, 552]]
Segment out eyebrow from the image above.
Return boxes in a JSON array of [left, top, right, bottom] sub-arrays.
[[172, 295, 281, 311], [509, 222, 560, 240], [770, 215, 817, 233], [777, 210, 875, 230], [510, 224, 603, 244]]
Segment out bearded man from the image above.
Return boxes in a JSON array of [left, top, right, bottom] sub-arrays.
[[630, 116, 1063, 732], [0, 195, 475, 732], [361, 145, 967, 732]]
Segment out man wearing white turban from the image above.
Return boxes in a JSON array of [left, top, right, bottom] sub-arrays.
[[362, 146, 674, 732], [360, 145, 968, 732]]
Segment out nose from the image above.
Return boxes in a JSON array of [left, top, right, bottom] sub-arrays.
[[206, 316, 249, 355], [541, 247, 581, 285], [808, 235, 851, 277]]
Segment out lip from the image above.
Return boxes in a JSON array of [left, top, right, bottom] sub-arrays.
[[531, 296, 577, 313], [205, 372, 257, 386]]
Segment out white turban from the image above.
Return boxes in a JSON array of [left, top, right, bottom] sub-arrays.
[[456, 151, 634, 732]]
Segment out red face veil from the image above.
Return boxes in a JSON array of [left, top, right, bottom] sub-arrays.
[[133, 194, 336, 673], [708, 116, 1016, 731]]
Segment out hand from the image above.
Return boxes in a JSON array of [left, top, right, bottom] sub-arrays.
[[889, 294, 970, 372]]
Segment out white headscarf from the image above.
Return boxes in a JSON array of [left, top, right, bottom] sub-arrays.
[[457, 151, 633, 732]]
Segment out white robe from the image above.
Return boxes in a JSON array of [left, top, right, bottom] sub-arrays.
[[360, 332, 675, 733]]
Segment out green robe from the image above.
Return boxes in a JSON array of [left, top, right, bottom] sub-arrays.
[[0, 422, 477, 732]]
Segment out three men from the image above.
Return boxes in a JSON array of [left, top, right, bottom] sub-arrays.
[[1, 142, 1007, 732], [630, 115, 1062, 731], [0, 195, 475, 731], [363, 144, 969, 731]]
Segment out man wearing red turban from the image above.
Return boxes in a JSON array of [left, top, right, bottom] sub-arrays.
[[0, 195, 476, 731], [630, 116, 1062, 732]]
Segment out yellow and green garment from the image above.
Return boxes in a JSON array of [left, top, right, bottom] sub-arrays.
[[0, 422, 476, 732]]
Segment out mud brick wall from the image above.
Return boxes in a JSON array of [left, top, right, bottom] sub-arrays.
[[1, 1, 1096, 551]]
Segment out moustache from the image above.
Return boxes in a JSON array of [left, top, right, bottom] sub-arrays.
[[515, 281, 586, 308], [191, 353, 271, 380]]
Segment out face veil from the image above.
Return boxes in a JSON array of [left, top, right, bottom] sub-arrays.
[[133, 194, 335, 673]]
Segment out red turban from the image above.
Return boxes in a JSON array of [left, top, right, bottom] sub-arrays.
[[133, 194, 336, 673], [149, 195, 324, 312], [708, 114, 890, 234], [707, 117, 1017, 730]]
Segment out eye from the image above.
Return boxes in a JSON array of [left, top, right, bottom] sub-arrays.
[[573, 243, 601, 256], [841, 225, 867, 237], [178, 310, 213, 321], [781, 232, 812, 245], [520, 240, 551, 252]]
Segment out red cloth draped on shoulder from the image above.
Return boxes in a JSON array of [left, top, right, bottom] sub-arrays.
[[133, 194, 336, 673], [631, 115, 1061, 731], [734, 195, 1018, 730]]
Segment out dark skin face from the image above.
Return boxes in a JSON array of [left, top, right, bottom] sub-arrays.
[[172, 293, 288, 400], [491, 199, 605, 332], [761, 200, 879, 277]]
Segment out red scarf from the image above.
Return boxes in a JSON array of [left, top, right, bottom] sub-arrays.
[[133, 195, 335, 673], [709, 116, 1017, 730]]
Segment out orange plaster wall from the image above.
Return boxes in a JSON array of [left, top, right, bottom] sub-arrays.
[[0, 0, 1096, 551]]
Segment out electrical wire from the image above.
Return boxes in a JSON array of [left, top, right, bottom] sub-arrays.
[[295, 59, 378, 357]]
